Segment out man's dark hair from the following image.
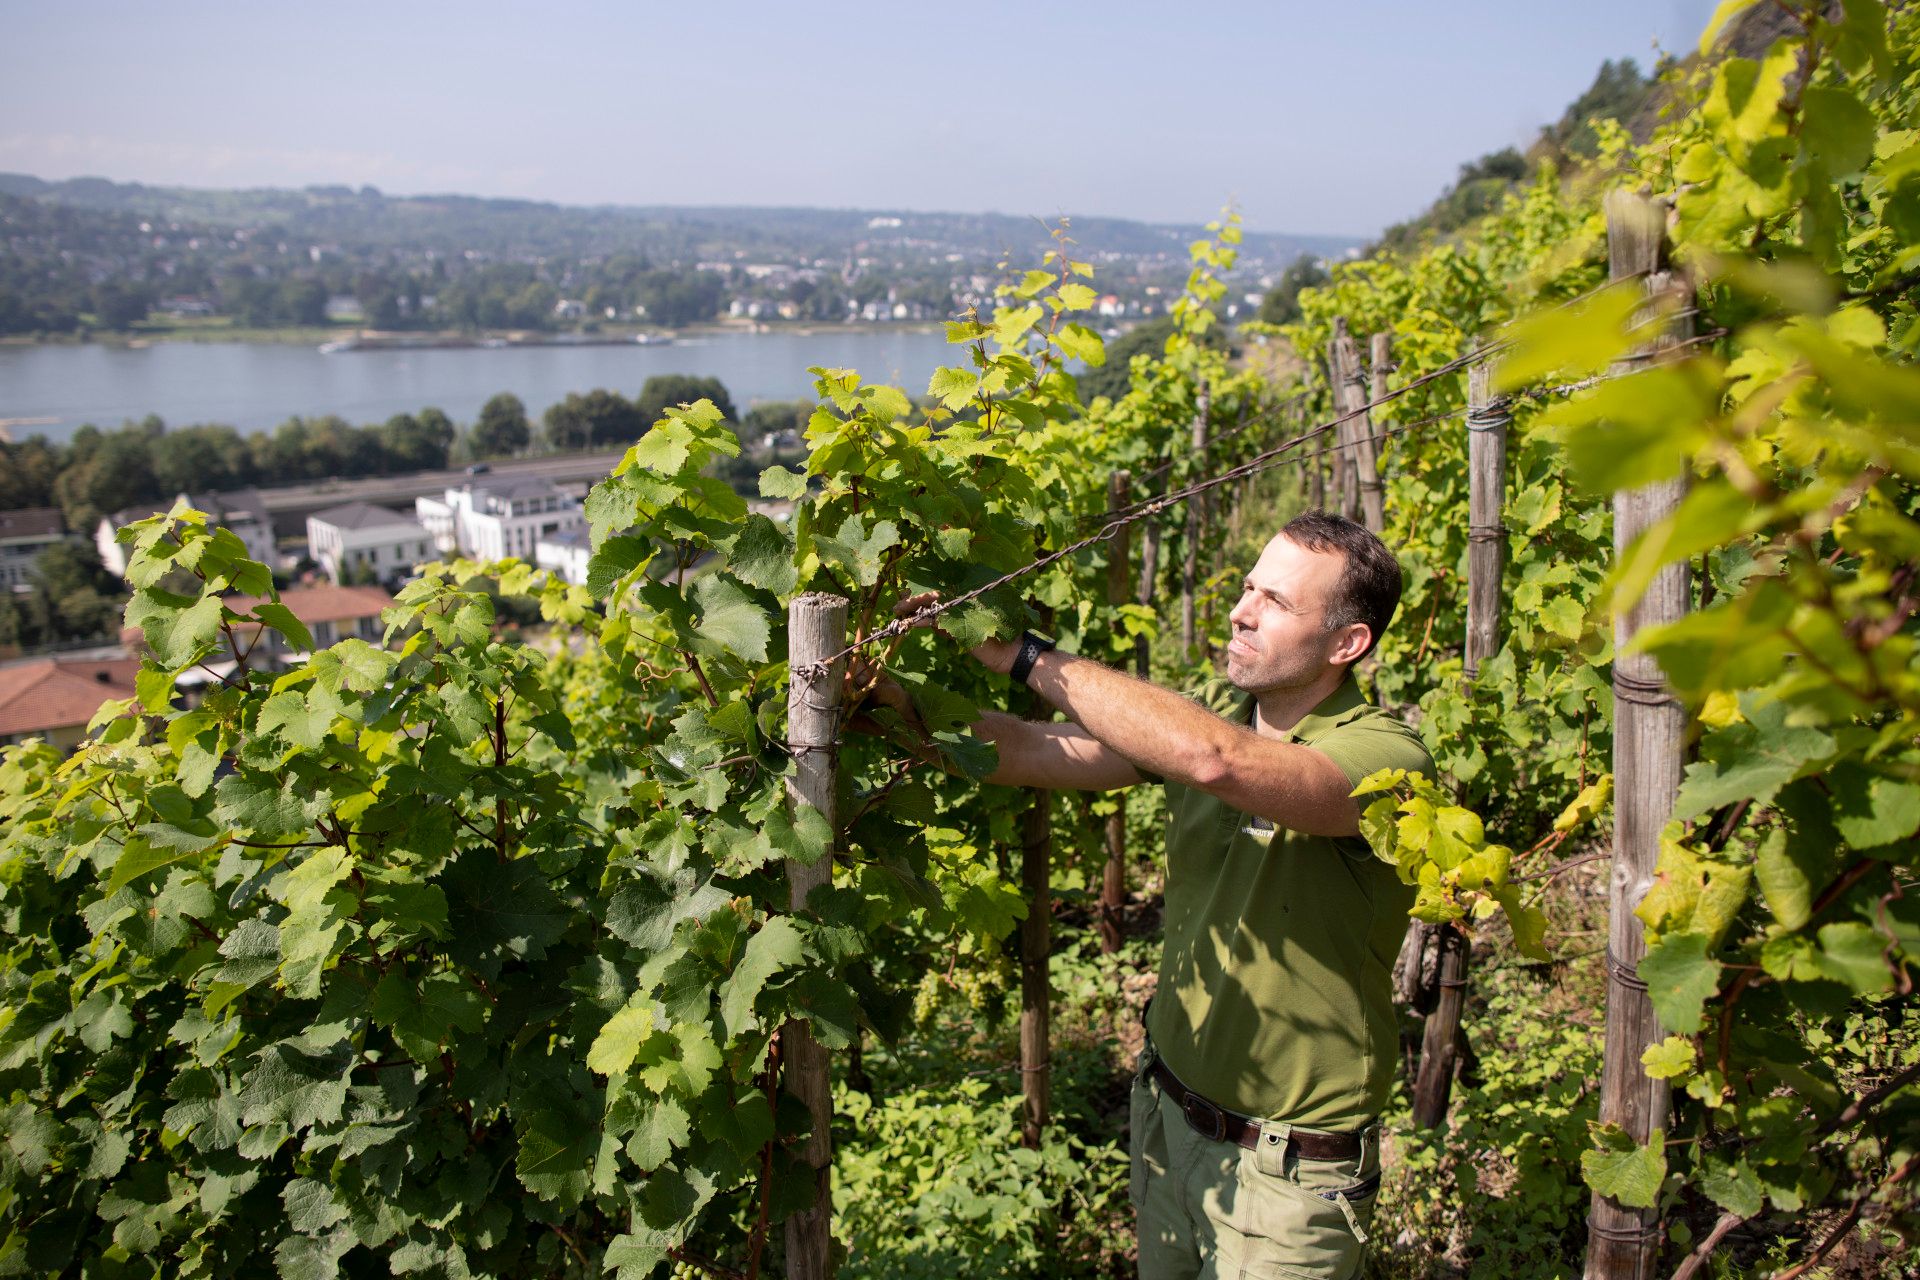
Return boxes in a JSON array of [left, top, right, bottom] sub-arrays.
[[1279, 509, 1403, 664]]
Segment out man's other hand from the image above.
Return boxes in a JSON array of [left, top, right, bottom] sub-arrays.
[[848, 655, 911, 719], [893, 591, 1015, 675]]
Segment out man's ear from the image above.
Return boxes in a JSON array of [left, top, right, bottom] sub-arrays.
[[1331, 623, 1372, 667]]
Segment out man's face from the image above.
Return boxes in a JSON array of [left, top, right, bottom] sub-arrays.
[[1224, 533, 1367, 692]]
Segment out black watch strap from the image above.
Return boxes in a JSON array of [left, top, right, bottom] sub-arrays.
[[1009, 631, 1056, 685]]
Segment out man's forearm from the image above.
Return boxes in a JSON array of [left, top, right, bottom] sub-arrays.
[[1019, 650, 1241, 787]]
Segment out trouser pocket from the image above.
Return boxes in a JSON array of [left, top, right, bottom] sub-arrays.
[[1217, 1141, 1377, 1280]]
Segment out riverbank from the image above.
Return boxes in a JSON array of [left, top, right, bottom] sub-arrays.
[[0, 316, 947, 349]]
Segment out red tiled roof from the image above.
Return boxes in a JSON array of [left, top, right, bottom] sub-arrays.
[[223, 584, 395, 626], [0, 656, 140, 738]]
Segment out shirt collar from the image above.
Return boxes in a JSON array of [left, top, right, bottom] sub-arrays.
[[1239, 672, 1369, 745]]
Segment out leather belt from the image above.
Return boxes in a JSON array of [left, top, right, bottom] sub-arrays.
[[1148, 1059, 1363, 1160]]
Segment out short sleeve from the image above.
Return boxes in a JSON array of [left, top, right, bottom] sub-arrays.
[[1309, 716, 1435, 790]]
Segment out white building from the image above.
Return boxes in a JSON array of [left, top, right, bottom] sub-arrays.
[[306, 502, 432, 586], [534, 527, 593, 586], [0, 508, 72, 592], [96, 489, 275, 579], [416, 478, 585, 564]]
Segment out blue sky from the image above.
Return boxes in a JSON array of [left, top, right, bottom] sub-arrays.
[[0, 1, 1716, 237]]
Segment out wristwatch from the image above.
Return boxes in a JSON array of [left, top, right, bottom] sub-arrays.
[[1008, 631, 1056, 686]]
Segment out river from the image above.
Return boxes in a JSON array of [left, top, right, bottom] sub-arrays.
[[0, 328, 963, 442]]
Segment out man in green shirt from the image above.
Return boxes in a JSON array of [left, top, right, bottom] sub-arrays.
[[879, 511, 1432, 1279]]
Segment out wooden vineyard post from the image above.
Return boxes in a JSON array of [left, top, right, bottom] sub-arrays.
[[1463, 362, 1510, 684], [784, 593, 847, 1280], [1367, 331, 1393, 530], [1369, 331, 1392, 414], [1307, 397, 1328, 511], [1137, 489, 1161, 681], [1099, 471, 1131, 954], [1020, 785, 1052, 1147], [1180, 382, 1211, 656], [1584, 189, 1690, 1280], [1325, 336, 1357, 522], [1332, 321, 1386, 533], [1410, 362, 1509, 1130], [1019, 603, 1057, 1148]]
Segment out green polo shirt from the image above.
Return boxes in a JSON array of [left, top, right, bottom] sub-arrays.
[[1145, 674, 1433, 1129]]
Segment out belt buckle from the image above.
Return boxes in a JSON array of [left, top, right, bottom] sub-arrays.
[[1181, 1092, 1227, 1142]]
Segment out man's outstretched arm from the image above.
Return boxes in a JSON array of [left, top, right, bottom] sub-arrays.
[[857, 667, 1143, 791], [996, 646, 1361, 837], [972, 712, 1145, 791]]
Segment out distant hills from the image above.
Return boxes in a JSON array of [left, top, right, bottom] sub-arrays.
[[0, 173, 1358, 267]]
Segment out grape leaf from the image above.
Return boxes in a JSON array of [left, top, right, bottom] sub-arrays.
[[759, 465, 808, 500], [1636, 932, 1721, 1033], [281, 1178, 348, 1235], [725, 514, 798, 595], [718, 917, 805, 1037], [250, 601, 314, 653], [587, 1000, 658, 1077], [514, 1098, 598, 1212], [237, 1045, 350, 1133], [1640, 1035, 1695, 1080], [688, 573, 771, 663], [1581, 1123, 1667, 1208], [624, 1095, 691, 1172], [1056, 322, 1106, 366], [440, 851, 570, 978]]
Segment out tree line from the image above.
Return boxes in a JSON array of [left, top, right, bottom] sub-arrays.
[[0, 375, 748, 535]]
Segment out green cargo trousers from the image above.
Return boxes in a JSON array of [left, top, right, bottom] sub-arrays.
[[1129, 1053, 1380, 1280]]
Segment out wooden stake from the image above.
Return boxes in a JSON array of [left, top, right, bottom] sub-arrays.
[[1584, 188, 1690, 1280], [1019, 604, 1056, 1148], [1464, 362, 1510, 682], [1100, 471, 1130, 954], [1180, 382, 1211, 655], [1410, 362, 1510, 1130], [1370, 331, 1391, 409], [1137, 474, 1162, 680], [1410, 927, 1468, 1128], [1325, 337, 1355, 521], [783, 592, 846, 1280], [1019, 786, 1052, 1147], [1333, 320, 1385, 533], [1308, 399, 1327, 511]]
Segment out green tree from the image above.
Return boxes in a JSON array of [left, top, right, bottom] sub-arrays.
[[26, 541, 125, 644], [88, 281, 151, 331], [471, 393, 532, 457], [148, 424, 251, 496], [417, 406, 457, 457], [379, 412, 452, 472], [542, 389, 643, 451], [636, 375, 737, 425], [278, 278, 328, 326], [1257, 254, 1332, 328], [0, 437, 63, 509], [53, 420, 163, 530]]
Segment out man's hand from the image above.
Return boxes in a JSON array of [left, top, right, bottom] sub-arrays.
[[892, 591, 1015, 675], [848, 655, 912, 719]]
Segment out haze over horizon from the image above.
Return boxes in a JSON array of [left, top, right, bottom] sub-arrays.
[[2, 0, 1715, 239]]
